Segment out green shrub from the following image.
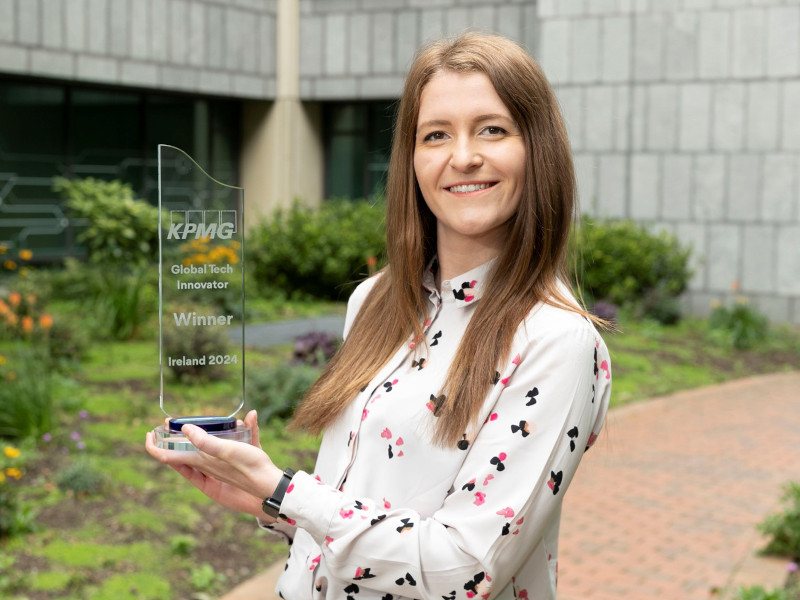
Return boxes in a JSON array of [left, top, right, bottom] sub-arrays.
[[246, 363, 321, 423], [709, 300, 769, 350], [163, 305, 230, 381], [248, 199, 385, 300], [734, 585, 795, 600], [45, 315, 91, 366], [571, 217, 691, 322], [0, 345, 53, 440], [190, 563, 226, 592], [0, 445, 34, 538], [169, 534, 197, 557], [758, 482, 800, 560], [54, 177, 160, 267], [56, 459, 107, 496]]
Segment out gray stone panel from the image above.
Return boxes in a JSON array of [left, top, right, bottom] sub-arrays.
[[712, 83, 745, 150], [233, 74, 267, 98], [761, 154, 797, 223], [88, 0, 109, 55], [0, 0, 12, 42], [198, 70, 232, 94], [539, 18, 569, 83], [300, 15, 322, 77], [707, 224, 741, 292], [587, 0, 618, 16], [692, 154, 725, 221], [170, 0, 189, 64], [41, 0, 64, 49], [601, 16, 630, 83], [633, 13, 664, 81], [16, 0, 40, 45], [584, 86, 614, 151], [556, 86, 584, 150], [571, 18, 600, 83], [0, 43, 26, 72], [360, 75, 404, 98], [188, 2, 206, 68], [782, 82, 800, 150], [158, 64, 199, 91], [647, 84, 678, 150], [742, 224, 776, 294], [597, 154, 627, 218], [470, 6, 497, 33], [727, 154, 760, 222], [151, 0, 169, 62], [446, 7, 470, 36], [613, 85, 630, 150], [675, 222, 706, 291], [131, 0, 150, 60], [731, 8, 765, 78], [349, 13, 369, 75], [766, 6, 800, 77], [630, 154, 659, 220], [746, 81, 779, 151], [324, 13, 347, 75], [120, 60, 159, 87], [753, 295, 790, 324], [697, 10, 729, 79], [521, 4, 537, 53], [396, 11, 418, 70], [776, 226, 800, 295], [372, 12, 394, 73], [109, 0, 129, 57], [76, 55, 118, 83], [420, 9, 444, 43], [661, 154, 692, 221], [496, 5, 522, 43], [630, 84, 646, 150], [30, 49, 73, 77], [314, 76, 359, 98], [679, 83, 710, 151], [574, 153, 597, 209], [66, 0, 87, 52], [260, 14, 276, 75], [664, 11, 697, 81]]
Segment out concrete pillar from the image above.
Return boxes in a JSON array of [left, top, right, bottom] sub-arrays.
[[240, 0, 323, 224]]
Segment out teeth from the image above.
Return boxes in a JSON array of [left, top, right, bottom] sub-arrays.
[[448, 183, 493, 193]]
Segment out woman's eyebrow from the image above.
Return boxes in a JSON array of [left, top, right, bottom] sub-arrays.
[[416, 113, 512, 133]]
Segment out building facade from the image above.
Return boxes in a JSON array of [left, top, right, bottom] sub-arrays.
[[0, 0, 798, 321]]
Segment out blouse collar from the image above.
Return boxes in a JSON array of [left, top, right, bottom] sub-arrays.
[[422, 256, 496, 308]]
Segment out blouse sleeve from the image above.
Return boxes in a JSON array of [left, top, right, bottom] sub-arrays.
[[277, 320, 611, 599], [257, 276, 381, 542]]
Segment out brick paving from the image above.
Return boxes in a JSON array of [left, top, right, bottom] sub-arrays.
[[224, 371, 800, 600]]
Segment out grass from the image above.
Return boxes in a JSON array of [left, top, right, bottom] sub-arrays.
[[0, 304, 797, 599]]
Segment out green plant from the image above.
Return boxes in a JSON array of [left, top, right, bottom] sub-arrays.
[[162, 304, 231, 381], [189, 563, 226, 592], [169, 534, 197, 557], [709, 299, 769, 350], [571, 217, 691, 323], [0, 346, 53, 440], [0, 445, 34, 538], [248, 199, 386, 300], [56, 458, 108, 496], [734, 584, 797, 600], [54, 177, 161, 267], [45, 315, 91, 366], [246, 362, 321, 423], [759, 482, 800, 560]]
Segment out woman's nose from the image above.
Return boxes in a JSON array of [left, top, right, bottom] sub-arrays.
[[449, 139, 483, 171]]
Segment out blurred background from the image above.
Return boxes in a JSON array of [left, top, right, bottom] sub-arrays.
[[0, 1, 798, 599]]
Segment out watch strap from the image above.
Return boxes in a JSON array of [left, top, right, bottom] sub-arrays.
[[262, 468, 296, 519]]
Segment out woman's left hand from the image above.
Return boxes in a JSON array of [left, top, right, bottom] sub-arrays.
[[145, 410, 284, 509]]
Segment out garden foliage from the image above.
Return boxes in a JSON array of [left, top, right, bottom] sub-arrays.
[[571, 217, 691, 323], [759, 482, 800, 560], [248, 199, 385, 300], [709, 299, 769, 350], [246, 361, 322, 424]]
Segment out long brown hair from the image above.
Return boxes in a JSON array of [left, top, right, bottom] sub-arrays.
[[290, 32, 595, 447]]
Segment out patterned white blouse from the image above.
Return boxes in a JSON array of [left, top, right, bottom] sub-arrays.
[[261, 258, 612, 600]]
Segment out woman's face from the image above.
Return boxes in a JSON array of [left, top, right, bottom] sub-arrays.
[[413, 70, 526, 251]]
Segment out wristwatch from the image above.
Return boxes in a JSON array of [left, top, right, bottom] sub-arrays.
[[262, 468, 296, 519]]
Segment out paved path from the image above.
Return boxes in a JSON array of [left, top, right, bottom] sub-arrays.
[[222, 371, 800, 600], [234, 316, 345, 349]]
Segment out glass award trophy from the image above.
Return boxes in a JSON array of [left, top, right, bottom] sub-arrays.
[[153, 145, 250, 450]]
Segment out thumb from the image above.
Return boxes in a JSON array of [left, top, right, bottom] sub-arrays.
[[245, 410, 262, 449]]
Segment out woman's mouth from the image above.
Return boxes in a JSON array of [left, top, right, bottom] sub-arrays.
[[445, 182, 498, 194]]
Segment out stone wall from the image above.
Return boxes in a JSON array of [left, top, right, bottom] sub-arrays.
[[298, 0, 537, 99], [538, 0, 800, 322], [0, 0, 277, 98]]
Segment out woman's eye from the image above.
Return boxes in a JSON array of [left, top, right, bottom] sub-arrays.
[[423, 131, 447, 142], [482, 126, 506, 136]]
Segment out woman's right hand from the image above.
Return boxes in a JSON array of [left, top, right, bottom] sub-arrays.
[[145, 410, 276, 523]]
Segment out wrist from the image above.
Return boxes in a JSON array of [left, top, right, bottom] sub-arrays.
[[261, 467, 296, 519]]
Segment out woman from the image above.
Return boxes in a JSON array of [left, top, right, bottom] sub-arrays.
[[147, 32, 611, 600]]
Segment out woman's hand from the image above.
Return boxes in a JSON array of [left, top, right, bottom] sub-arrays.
[[145, 410, 283, 521]]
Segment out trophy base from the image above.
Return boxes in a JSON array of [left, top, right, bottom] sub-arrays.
[[154, 416, 251, 451]]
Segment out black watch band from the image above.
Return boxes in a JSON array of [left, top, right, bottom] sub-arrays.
[[262, 468, 296, 519]]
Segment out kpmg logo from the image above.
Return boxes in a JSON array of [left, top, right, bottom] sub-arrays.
[[167, 210, 237, 240]]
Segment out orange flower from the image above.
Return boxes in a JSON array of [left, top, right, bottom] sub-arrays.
[[0, 299, 9, 314], [3, 260, 16, 270], [8, 292, 21, 307], [366, 255, 377, 268], [6, 314, 17, 326], [18, 249, 32, 261], [21, 316, 34, 333], [5, 467, 22, 480], [39, 314, 54, 330]]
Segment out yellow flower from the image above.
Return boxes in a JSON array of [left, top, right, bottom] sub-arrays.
[[18, 249, 32, 261], [3, 446, 20, 459], [3, 260, 16, 270], [0, 354, 5, 365], [0, 244, 6, 254], [5, 467, 22, 480], [0, 472, 5, 484]]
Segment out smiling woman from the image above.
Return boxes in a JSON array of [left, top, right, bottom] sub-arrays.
[[147, 32, 612, 600]]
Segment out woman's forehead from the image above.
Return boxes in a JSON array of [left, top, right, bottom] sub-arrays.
[[417, 71, 512, 121]]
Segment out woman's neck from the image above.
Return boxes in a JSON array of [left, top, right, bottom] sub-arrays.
[[435, 229, 504, 288]]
